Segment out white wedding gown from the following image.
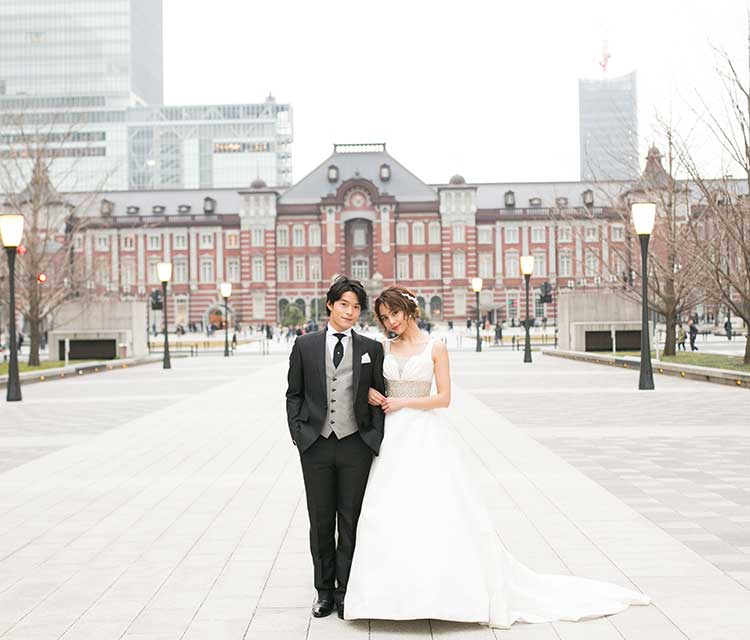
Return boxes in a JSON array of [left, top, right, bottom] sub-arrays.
[[345, 338, 649, 628]]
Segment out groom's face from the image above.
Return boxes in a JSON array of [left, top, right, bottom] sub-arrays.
[[327, 291, 361, 331]]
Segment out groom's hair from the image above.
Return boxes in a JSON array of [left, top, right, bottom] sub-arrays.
[[326, 276, 368, 315]]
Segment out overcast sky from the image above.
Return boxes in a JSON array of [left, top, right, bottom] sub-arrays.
[[163, 0, 750, 185]]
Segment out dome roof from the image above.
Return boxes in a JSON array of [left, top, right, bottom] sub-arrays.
[[449, 174, 466, 185], [250, 177, 267, 189]]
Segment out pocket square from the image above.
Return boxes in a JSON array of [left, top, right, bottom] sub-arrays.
[[361, 353, 371, 364]]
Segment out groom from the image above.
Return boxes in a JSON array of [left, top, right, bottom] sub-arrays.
[[286, 276, 385, 619]]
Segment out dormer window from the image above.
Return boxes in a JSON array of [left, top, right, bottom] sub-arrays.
[[100, 199, 114, 216], [582, 189, 594, 206], [126, 205, 140, 215], [504, 190, 515, 208], [327, 165, 339, 182], [555, 197, 568, 207], [529, 197, 542, 208], [177, 204, 191, 214], [379, 163, 391, 181], [152, 205, 166, 215], [203, 197, 216, 214]]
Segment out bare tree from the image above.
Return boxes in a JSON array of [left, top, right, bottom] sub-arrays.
[[0, 114, 105, 366], [673, 32, 750, 364], [556, 134, 704, 356]]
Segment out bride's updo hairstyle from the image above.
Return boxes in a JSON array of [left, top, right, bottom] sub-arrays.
[[374, 286, 420, 331]]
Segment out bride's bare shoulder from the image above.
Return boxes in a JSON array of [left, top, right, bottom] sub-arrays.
[[431, 339, 448, 358]]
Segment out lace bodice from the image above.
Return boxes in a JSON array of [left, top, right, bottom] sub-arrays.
[[383, 338, 434, 398]]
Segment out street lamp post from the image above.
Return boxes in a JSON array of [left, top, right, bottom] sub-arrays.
[[157, 262, 172, 369], [520, 256, 534, 363], [220, 282, 232, 357], [0, 214, 24, 401], [471, 278, 483, 352], [632, 202, 656, 390]]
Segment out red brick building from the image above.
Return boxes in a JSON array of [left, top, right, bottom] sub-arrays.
[[70, 142, 633, 328]]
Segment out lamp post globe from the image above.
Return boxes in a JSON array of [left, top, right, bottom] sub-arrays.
[[520, 256, 534, 363], [157, 262, 172, 370], [0, 214, 25, 401], [220, 282, 232, 357], [471, 278, 483, 352], [631, 202, 656, 390]]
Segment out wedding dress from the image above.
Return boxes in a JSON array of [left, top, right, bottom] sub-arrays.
[[344, 337, 649, 628]]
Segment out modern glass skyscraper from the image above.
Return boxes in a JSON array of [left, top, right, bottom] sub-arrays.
[[579, 71, 638, 181], [0, 0, 163, 104], [0, 0, 293, 191]]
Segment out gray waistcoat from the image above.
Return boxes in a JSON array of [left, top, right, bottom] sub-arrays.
[[320, 339, 358, 439]]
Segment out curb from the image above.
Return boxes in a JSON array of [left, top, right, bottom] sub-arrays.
[[543, 349, 750, 389], [0, 355, 164, 389]]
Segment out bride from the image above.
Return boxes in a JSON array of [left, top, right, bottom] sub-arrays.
[[344, 285, 650, 628]]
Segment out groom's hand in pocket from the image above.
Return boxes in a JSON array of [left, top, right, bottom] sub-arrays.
[[368, 387, 386, 406]]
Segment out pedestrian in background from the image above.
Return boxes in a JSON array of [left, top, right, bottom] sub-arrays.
[[676, 324, 686, 351], [688, 319, 699, 351]]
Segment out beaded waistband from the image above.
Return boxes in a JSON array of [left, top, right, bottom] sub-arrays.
[[385, 379, 432, 398]]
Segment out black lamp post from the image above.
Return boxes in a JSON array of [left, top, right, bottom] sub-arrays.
[[471, 277, 483, 352], [157, 262, 172, 369], [520, 255, 534, 363], [0, 214, 24, 401], [632, 202, 656, 390], [220, 282, 232, 357]]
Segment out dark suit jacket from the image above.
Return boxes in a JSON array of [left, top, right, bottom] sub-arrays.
[[286, 329, 386, 455]]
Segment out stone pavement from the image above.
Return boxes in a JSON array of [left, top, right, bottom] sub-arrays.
[[0, 346, 748, 639]]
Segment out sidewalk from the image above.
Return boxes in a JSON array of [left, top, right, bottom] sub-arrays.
[[0, 351, 748, 638]]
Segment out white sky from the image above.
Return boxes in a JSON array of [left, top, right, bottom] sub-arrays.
[[163, 0, 750, 184]]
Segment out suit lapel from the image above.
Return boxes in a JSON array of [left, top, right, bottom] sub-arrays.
[[315, 330, 327, 396], [351, 330, 364, 398]]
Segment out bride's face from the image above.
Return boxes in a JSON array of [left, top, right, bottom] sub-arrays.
[[378, 304, 410, 336]]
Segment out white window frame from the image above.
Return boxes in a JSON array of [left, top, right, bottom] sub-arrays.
[[293, 256, 305, 281], [309, 224, 321, 246], [121, 234, 135, 251], [276, 225, 289, 247], [225, 231, 239, 248], [96, 234, 109, 252], [452, 251, 466, 278], [429, 253, 441, 279], [396, 222, 409, 245], [505, 252, 519, 276], [148, 234, 162, 251], [277, 256, 289, 281], [292, 224, 305, 247], [505, 227, 519, 244], [252, 227, 264, 247], [531, 227, 545, 243], [227, 257, 240, 282], [558, 226, 572, 243], [199, 232, 214, 249], [173, 233, 187, 250], [309, 256, 322, 281], [200, 257, 214, 282], [452, 222, 465, 243], [397, 255, 409, 279], [412, 254, 425, 279], [412, 222, 425, 245], [252, 256, 265, 281], [173, 258, 188, 284], [478, 226, 493, 244], [611, 224, 625, 241], [478, 253, 493, 278], [428, 221, 441, 244]]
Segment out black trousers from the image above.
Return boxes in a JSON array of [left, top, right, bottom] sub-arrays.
[[300, 431, 373, 603]]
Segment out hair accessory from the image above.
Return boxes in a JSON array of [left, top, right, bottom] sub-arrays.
[[400, 291, 418, 304]]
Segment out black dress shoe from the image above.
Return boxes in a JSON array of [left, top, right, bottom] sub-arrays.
[[312, 597, 334, 617], [336, 601, 345, 619]]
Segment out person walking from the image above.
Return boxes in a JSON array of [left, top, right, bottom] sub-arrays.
[[724, 317, 733, 341], [688, 319, 699, 351], [677, 324, 686, 351]]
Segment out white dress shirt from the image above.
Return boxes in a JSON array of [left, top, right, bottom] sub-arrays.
[[326, 323, 352, 362]]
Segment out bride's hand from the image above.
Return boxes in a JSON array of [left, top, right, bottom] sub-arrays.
[[368, 388, 386, 406], [381, 397, 406, 414]]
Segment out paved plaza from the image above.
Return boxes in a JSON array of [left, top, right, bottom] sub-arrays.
[[0, 343, 749, 639]]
